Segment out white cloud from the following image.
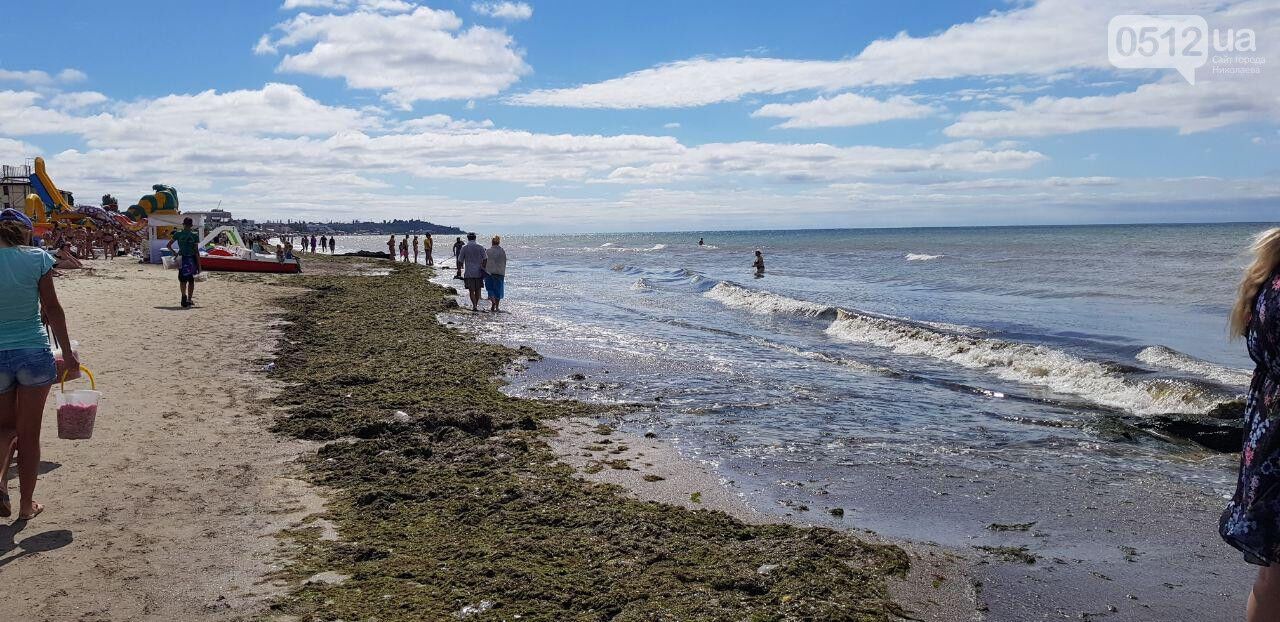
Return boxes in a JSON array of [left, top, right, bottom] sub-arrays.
[[752, 93, 937, 128], [507, 0, 1245, 108], [472, 1, 533, 20], [50, 91, 108, 110], [944, 79, 1280, 138], [0, 67, 88, 87], [259, 7, 529, 107], [663, 122, 680, 129]]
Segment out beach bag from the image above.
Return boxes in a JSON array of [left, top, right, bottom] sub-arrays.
[[55, 366, 100, 440]]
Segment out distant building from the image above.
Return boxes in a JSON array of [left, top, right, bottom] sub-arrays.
[[208, 208, 235, 225]]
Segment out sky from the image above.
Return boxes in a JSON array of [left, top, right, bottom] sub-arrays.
[[0, 0, 1277, 233]]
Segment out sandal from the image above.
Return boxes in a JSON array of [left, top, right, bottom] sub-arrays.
[[18, 501, 43, 521]]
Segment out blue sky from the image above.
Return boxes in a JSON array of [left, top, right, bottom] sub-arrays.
[[0, 0, 1276, 232]]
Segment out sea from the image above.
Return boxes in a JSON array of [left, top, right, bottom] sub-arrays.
[[329, 224, 1266, 533]]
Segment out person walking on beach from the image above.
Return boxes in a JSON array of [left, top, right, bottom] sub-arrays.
[[310, 234, 317, 254], [1221, 228, 1280, 622], [453, 237, 465, 279], [457, 233, 487, 312], [166, 217, 201, 308], [484, 236, 508, 313], [752, 250, 765, 277], [328, 236, 336, 254], [0, 215, 80, 520], [399, 237, 409, 263], [412, 235, 420, 264], [424, 233, 434, 266], [387, 235, 396, 261]]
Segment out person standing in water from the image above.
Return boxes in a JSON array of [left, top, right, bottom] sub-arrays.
[[386, 235, 396, 261], [166, 217, 201, 308], [1222, 228, 1280, 622], [484, 235, 507, 313], [412, 235, 420, 264], [752, 250, 765, 277], [452, 237, 465, 279], [424, 233, 434, 266], [320, 235, 327, 252], [399, 237, 409, 263], [0, 216, 80, 520], [310, 234, 317, 253], [328, 236, 336, 254], [699, 237, 704, 246], [457, 233, 487, 311]]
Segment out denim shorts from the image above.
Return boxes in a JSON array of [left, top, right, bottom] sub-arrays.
[[0, 348, 57, 394]]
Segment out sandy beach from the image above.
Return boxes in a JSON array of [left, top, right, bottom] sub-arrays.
[[0, 260, 322, 621]]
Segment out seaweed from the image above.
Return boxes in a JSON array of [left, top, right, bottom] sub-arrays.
[[266, 261, 908, 621]]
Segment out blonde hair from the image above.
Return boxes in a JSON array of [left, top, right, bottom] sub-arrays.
[[491, 235, 501, 245], [1231, 228, 1280, 337]]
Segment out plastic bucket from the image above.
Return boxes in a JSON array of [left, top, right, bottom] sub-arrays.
[[55, 366, 99, 440]]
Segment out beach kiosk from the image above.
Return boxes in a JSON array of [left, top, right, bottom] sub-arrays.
[[146, 211, 210, 264]]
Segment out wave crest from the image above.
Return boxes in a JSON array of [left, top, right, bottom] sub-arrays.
[[704, 282, 838, 320]]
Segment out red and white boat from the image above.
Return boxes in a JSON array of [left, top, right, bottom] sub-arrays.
[[196, 226, 302, 274]]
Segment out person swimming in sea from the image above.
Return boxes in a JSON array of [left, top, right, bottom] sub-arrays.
[[752, 250, 764, 277], [699, 237, 704, 246]]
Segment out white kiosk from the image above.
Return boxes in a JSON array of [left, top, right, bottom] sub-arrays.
[[146, 211, 211, 264]]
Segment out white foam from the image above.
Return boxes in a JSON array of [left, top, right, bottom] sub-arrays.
[[825, 309, 1231, 416], [1136, 345, 1252, 387], [906, 253, 942, 261], [648, 244, 667, 251], [704, 282, 838, 320]]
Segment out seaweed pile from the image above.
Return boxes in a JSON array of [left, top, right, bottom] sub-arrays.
[[267, 261, 908, 621]]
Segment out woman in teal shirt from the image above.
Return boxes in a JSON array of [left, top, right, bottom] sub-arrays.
[[0, 213, 79, 520]]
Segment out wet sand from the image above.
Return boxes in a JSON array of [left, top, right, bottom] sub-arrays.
[[0, 261, 322, 621]]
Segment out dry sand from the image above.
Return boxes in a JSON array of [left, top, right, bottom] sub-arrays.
[[0, 260, 323, 621]]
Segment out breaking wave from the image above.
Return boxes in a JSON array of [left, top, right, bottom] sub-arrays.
[[1136, 345, 1252, 387], [702, 281, 1238, 416], [704, 282, 838, 320], [906, 253, 943, 261]]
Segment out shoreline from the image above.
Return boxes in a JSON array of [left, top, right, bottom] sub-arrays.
[[263, 258, 913, 620]]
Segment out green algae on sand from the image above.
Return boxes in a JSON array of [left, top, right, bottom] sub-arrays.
[[267, 261, 908, 621]]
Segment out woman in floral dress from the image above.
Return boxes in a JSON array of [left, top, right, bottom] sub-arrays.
[[1222, 228, 1280, 621]]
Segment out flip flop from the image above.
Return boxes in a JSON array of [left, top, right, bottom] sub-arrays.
[[18, 501, 43, 521]]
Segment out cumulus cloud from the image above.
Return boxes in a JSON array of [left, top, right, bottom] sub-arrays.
[[507, 0, 1246, 108], [258, 6, 530, 107], [50, 91, 108, 110], [472, 1, 532, 20], [753, 93, 937, 128]]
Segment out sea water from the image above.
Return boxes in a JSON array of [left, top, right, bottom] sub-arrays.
[[335, 224, 1266, 512]]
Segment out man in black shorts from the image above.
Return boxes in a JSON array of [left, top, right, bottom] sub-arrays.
[[456, 232, 487, 312]]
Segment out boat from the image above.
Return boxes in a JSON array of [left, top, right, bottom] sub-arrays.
[[194, 225, 302, 274], [199, 253, 301, 274]]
